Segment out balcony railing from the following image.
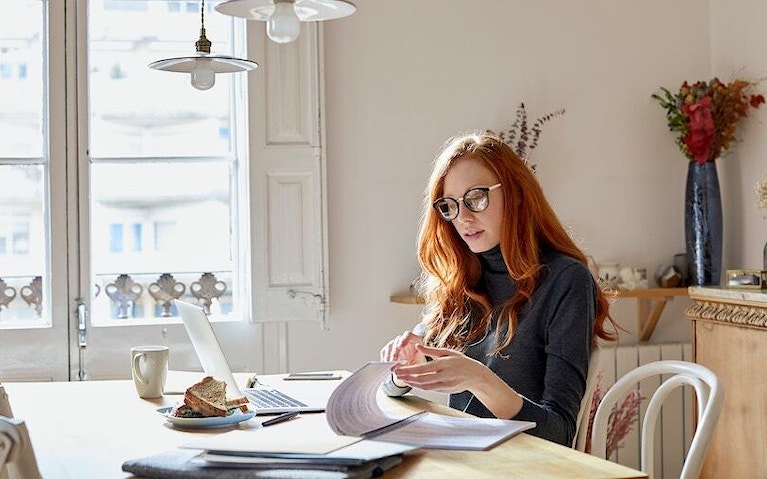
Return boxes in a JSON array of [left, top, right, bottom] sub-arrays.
[[0, 271, 232, 324]]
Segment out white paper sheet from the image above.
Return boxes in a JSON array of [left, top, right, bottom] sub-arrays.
[[325, 361, 536, 451]]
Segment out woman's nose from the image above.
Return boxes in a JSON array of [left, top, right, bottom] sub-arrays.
[[454, 206, 475, 223]]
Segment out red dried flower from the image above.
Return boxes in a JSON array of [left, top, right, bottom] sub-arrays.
[[652, 77, 763, 163], [682, 96, 715, 164]]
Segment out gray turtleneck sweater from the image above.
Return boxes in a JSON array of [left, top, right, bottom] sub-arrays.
[[384, 245, 596, 446]]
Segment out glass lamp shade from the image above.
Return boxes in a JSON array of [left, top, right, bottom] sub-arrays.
[[215, 0, 357, 22], [148, 55, 258, 91]]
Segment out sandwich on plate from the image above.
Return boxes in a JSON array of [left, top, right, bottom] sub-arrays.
[[170, 376, 249, 418]]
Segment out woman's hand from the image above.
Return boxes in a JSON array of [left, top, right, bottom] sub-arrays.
[[380, 331, 427, 388], [392, 344, 524, 419], [380, 331, 426, 364], [390, 344, 484, 394]]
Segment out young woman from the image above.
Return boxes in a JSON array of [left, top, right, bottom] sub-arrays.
[[380, 132, 617, 446]]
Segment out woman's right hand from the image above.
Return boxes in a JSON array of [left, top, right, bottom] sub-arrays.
[[380, 331, 426, 388], [380, 331, 426, 364]]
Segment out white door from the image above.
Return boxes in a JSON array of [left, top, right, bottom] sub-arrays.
[[0, 0, 69, 381], [72, 0, 261, 380], [1, 0, 328, 382]]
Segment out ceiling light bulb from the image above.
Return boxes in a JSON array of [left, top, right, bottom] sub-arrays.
[[190, 61, 215, 90], [267, 0, 301, 43]]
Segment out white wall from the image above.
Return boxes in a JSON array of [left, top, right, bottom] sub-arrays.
[[710, 0, 767, 274], [278, 0, 755, 372]]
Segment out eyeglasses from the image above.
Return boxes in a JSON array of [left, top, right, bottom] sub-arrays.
[[432, 183, 502, 221]]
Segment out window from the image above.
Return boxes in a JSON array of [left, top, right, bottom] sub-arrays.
[[87, 0, 250, 324], [0, 1, 47, 328], [0, 0, 327, 382], [0, 0, 326, 338]]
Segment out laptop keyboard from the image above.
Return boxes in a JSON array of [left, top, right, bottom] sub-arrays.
[[244, 388, 308, 409]]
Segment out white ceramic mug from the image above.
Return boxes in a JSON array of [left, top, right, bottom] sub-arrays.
[[130, 345, 169, 399]]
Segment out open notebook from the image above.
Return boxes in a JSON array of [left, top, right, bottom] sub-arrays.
[[174, 300, 329, 414]]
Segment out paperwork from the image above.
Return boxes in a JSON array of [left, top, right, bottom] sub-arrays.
[[182, 414, 359, 455], [326, 361, 536, 450], [181, 360, 535, 461]]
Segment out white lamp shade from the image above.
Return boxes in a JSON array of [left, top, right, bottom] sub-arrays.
[[148, 54, 258, 74], [215, 0, 356, 22]]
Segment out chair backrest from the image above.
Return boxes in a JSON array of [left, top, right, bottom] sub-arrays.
[[0, 384, 42, 479], [590, 360, 723, 479], [0, 416, 42, 479], [573, 346, 600, 450]]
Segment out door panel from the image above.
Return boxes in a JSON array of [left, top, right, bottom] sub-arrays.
[[0, 0, 69, 382], [73, 0, 258, 379]]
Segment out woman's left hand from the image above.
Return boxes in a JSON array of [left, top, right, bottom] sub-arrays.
[[390, 344, 486, 394]]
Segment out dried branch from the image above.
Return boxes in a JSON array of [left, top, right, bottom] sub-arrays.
[[487, 102, 565, 171], [584, 370, 643, 458]]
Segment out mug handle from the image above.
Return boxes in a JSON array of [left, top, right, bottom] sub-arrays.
[[132, 352, 148, 385]]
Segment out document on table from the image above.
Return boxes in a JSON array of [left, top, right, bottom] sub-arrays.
[[182, 414, 361, 455], [179, 413, 418, 468], [325, 361, 536, 450]]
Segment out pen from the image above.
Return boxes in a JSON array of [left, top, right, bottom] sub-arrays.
[[261, 411, 300, 427]]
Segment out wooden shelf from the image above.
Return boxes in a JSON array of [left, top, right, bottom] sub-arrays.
[[389, 292, 426, 305], [620, 287, 687, 341], [390, 287, 689, 342]]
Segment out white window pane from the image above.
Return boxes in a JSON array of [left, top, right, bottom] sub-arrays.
[[89, 161, 235, 322], [87, 0, 235, 158], [0, 1, 44, 158], [90, 162, 232, 275], [0, 165, 48, 326], [86, 0, 245, 324]]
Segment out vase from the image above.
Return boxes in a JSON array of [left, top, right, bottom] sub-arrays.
[[685, 161, 723, 286]]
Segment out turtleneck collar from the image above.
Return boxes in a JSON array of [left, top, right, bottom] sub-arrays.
[[478, 244, 507, 273], [477, 244, 515, 306]]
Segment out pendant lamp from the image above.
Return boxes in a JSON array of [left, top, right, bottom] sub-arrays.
[[215, 0, 357, 44], [149, 0, 258, 91]]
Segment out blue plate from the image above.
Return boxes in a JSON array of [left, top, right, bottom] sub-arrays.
[[157, 406, 255, 429]]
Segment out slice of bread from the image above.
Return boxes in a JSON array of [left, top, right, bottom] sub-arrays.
[[183, 376, 229, 417], [177, 376, 250, 417], [225, 395, 250, 413]]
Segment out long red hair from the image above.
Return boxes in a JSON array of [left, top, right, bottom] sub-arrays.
[[417, 132, 617, 354]]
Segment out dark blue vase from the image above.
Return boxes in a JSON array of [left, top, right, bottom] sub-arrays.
[[685, 161, 722, 286]]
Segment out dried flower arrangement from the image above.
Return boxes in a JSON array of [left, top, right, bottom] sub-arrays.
[[487, 102, 565, 170], [584, 370, 643, 457], [652, 78, 764, 164]]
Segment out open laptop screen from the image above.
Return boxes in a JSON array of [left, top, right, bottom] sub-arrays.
[[174, 299, 242, 396]]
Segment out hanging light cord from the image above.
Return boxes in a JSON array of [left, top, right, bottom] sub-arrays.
[[195, 0, 212, 54]]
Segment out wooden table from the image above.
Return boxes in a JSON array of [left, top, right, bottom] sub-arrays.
[[3, 371, 646, 478]]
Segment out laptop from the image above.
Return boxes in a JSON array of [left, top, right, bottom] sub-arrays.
[[174, 299, 328, 414]]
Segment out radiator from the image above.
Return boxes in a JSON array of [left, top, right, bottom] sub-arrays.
[[595, 342, 694, 479]]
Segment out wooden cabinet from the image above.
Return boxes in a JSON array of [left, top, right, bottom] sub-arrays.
[[686, 287, 767, 478]]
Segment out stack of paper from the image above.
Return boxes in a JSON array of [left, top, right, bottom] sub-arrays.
[[122, 448, 406, 479]]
